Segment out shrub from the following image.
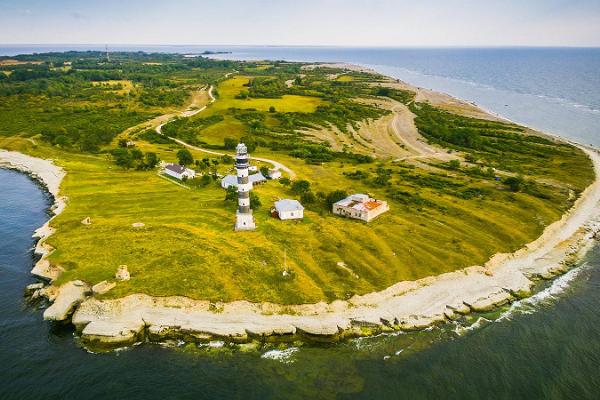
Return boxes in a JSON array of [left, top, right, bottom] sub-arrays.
[[326, 190, 348, 207]]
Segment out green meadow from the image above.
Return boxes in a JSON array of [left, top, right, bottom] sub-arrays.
[[0, 52, 594, 304]]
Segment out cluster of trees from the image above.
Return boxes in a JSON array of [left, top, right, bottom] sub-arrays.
[[37, 110, 149, 152], [242, 77, 287, 98], [373, 87, 415, 105], [110, 147, 159, 170], [162, 115, 224, 145]]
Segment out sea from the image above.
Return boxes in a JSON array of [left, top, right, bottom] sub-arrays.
[[1, 46, 600, 399]]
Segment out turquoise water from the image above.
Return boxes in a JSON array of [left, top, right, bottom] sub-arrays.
[[2, 46, 600, 398]]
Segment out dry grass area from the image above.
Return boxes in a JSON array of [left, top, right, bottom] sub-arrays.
[[0, 59, 43, 66], [91, 80, 135, 95]]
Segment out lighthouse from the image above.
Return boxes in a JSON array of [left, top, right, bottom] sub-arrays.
[[234, 143, 256, 231]]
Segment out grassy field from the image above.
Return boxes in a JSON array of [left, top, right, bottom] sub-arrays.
[[1, 133, 586, 304], [0, 52, 595, 305], [209, 76, 324, 113]]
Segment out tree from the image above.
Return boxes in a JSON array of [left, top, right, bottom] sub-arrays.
[[250, 192, 261, 209], [118, 138, 128, 148], [224, 185, 237, 202], [223, 138, 237, 150], [145, 152, 159, 169], [199, 174, 212, 186], [447, 159, 461, 170], [504, 176, 523, 192], [111, 148, 133, 169], [177, 148, 193, 166], [291, 180, 310, 194], [53, 135, 69, 147], [222, 154, 234, 164], [300, 191, 316, 205], [326, 190, 348, 207], [130, 148, 143, 160], [269, 106, 276, 113], [260, 166, 270, 177], [280, 177, 291, 186]]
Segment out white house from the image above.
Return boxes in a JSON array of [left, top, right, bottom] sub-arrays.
[[332, 193, 389, 222], [268, 168, 282, 180], [163, 163, 196, 180], [272, 199, 304, 220], [221, 172, 267, 189]]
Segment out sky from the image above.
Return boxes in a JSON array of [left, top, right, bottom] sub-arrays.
[[1, 0, 600, 47]]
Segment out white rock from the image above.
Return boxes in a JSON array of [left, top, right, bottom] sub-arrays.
[[43, 280, 90, 321], [115, 265, 130, 281], [92, 280, 116, 295]]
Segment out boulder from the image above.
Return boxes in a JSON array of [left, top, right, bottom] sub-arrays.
[[31, 258, 62, 281], [115, 265, 130, 281], [43, 280, 90, 321], [92, 280, 116, 295], [24, 282, 45, 296], [81, 319, 145, 347], [132, 222, 145, 228], [81, 217, 91, 225]]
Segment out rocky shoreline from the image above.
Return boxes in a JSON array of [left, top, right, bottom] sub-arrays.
[[3, 86, 600, 351]]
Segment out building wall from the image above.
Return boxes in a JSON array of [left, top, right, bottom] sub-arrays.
[[164, 169, 183, 180], [333, 202, 389, 222], [279, 209, 303, 220]]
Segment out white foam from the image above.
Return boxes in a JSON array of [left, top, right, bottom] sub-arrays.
[[261, 347, 299, 363], [497, 263, 590, 322]]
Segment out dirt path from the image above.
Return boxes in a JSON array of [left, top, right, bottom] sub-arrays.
[[389, 102, 458, 162], [155, 73, 296, 178]]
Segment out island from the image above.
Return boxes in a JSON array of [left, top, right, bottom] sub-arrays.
[[1, 51, 599, 350]]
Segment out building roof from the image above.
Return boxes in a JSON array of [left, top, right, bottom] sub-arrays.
[[275, 199, 304, 213], [165, 163, 186, 174], [221, 173, 267, 188], [334, 194, 385, 212]]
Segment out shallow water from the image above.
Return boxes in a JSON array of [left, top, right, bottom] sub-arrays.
[[1, 168, 600, 399]]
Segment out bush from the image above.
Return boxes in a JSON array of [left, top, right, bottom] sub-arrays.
[[326, 190, 348, 207], [504, 176, 524, 192], [224, 138, 237, 150], [300, 191, 316, 205], [177, 148, 193, 166], [291, 180, 311, 194], [250, 191, 261, 209]]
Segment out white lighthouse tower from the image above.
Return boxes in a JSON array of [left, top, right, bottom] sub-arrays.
[[234, 143, 256, 231]]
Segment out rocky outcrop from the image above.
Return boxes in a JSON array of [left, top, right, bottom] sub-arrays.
[[92, 280, 116, 295], [43, 281, 90, 321]]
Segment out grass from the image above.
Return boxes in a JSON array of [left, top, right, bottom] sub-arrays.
[[210, 76, 323, 113], [0, 54, 595, 306], [0, 131, 585, 304], [91, 80, 134, 95]]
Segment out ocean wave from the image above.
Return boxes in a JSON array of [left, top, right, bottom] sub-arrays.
[[261, 347, 299, 363], [496, 263, 590, 322]]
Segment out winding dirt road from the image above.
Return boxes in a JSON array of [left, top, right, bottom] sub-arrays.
[[155, 73, 296, 178]]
